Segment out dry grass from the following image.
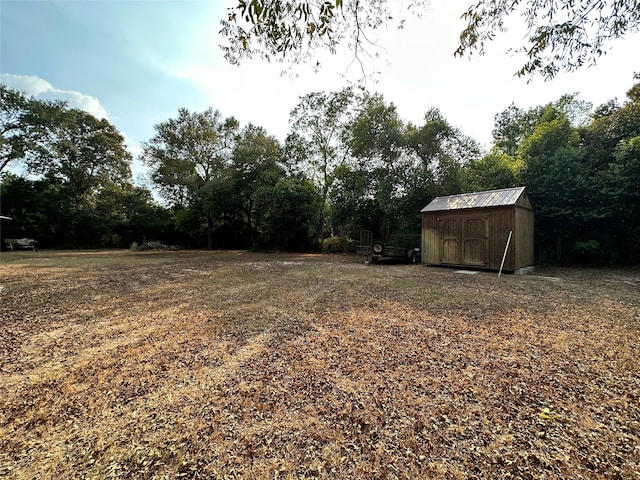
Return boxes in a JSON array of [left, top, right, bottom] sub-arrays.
[[0, 250, 638, 479]]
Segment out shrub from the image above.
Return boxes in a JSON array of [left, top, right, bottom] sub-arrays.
[[133, 240, 180, 251], [320, 236, 356, 254]]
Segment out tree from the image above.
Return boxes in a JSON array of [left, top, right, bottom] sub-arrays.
[[141, 108, 239, 248], [1, 86, 133, 192], [330, 94, 482, 238], [347, 92, 406, 164], [0, 174, 162, 249], [340, 95, 481, 237], [406, 107, 482, 196], [93, 184, 175, 248], [0, 84, 64, 174], [224, 124, 284, 247], [343, 92, 416, 237], [41, 109, 133, 198], [464, 151, 521, 192], [1, 86, 132, 192], [1, 90, 141, 248], [492, 103, 539, 157], [0, 174, 74, 247], [285, 87, 360, 239], [457, 0, 640, 79], [220, 1, 640, 79], [259, 177, 323, 250], [580, 77, 640, 263], [519, 106, 589, 262], [329, 163, 383, 238]]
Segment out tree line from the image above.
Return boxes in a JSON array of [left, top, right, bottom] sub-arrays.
[[1, 79, 639, 264]]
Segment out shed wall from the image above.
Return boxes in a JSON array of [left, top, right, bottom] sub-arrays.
[[487, 207, 515, 270], [421, 206, 533, 271], [514, 206, 535, 269]]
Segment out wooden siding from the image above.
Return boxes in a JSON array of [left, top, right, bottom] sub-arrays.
[[421, 204, 534, 271], [463, 218, 488, 266], [514, 205, 535, 268], [487, 207, 515, 270]]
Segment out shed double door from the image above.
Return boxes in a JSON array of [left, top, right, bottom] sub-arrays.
[[440, 217, 488, 266]]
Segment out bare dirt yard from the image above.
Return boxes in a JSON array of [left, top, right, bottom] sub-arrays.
[[1, 250, 639, 479]]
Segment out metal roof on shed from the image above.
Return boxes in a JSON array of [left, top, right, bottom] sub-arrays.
[[421, 187, 527, 212]]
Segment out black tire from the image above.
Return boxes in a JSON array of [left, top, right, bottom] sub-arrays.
[[371, 241, 384, 255], [409, 251, 417, 263]]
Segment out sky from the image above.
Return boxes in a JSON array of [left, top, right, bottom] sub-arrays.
[[1, 0, 639, 183]]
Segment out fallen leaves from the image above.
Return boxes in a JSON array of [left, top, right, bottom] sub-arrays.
[[0, 250, 638, 479]]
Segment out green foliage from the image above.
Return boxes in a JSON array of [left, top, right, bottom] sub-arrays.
[[342, 94, 414, 237], [492, 79, 640, 265], [142, 107, 240, 248], [44, 109, 133, 197], [94, 184, 177, 248], [142, 107, 239, 207], [141, 109, 325, 251], [0, 84, 64, 174], [340, 97, 480, 239], [0, 87, 156, 249], [4, 80, 640, 265], [492, 103, 542, 157], [1, 85, 132, 192], [224, 124, 285, 248], [457, 0, 640, 79], [519, 110, 588, 262], [1, 174, 68, 246], [329, 164, 382, 238], [581, 82, 640, 264], [348, 93, 406, 162], [0, 173, 167, 248], [464, 151, 521, 192], [320, 235, 356, 254], [285, 87, 362, 240], [258, 177, 324, 251], [220, 1, 427, 76]]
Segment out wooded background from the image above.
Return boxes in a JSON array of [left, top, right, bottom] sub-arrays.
[[2, 78, 639, 265]]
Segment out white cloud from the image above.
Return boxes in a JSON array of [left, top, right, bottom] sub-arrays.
[[1, 73, 109, 120], [0, 73, 55, 96]]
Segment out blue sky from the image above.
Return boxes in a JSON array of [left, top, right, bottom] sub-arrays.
[[1, 2, 218, 155], [2, 1, 639, 182]]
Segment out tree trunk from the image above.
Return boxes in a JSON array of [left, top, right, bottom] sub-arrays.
[[206, 215, 214, 250], [246, 200, 256, 249]]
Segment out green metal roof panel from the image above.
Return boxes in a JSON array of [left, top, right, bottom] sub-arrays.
[[421, 187, 527, 212]]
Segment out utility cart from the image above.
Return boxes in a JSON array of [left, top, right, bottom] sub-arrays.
[[356, 230, 421, 263], [4, 238, 37, 251]]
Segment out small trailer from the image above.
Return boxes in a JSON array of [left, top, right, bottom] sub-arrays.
[[356, 230, 421, 263], [4, 238, 37, 251]]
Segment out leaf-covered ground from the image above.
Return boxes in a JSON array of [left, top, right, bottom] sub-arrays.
[[1, 250, 638, 479]]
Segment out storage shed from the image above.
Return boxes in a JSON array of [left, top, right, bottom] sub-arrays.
[[421, 187, 534, 271]]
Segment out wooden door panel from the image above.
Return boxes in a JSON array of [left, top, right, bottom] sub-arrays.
[[441, 219, 460, 264], [462, 218, 488, 266]]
